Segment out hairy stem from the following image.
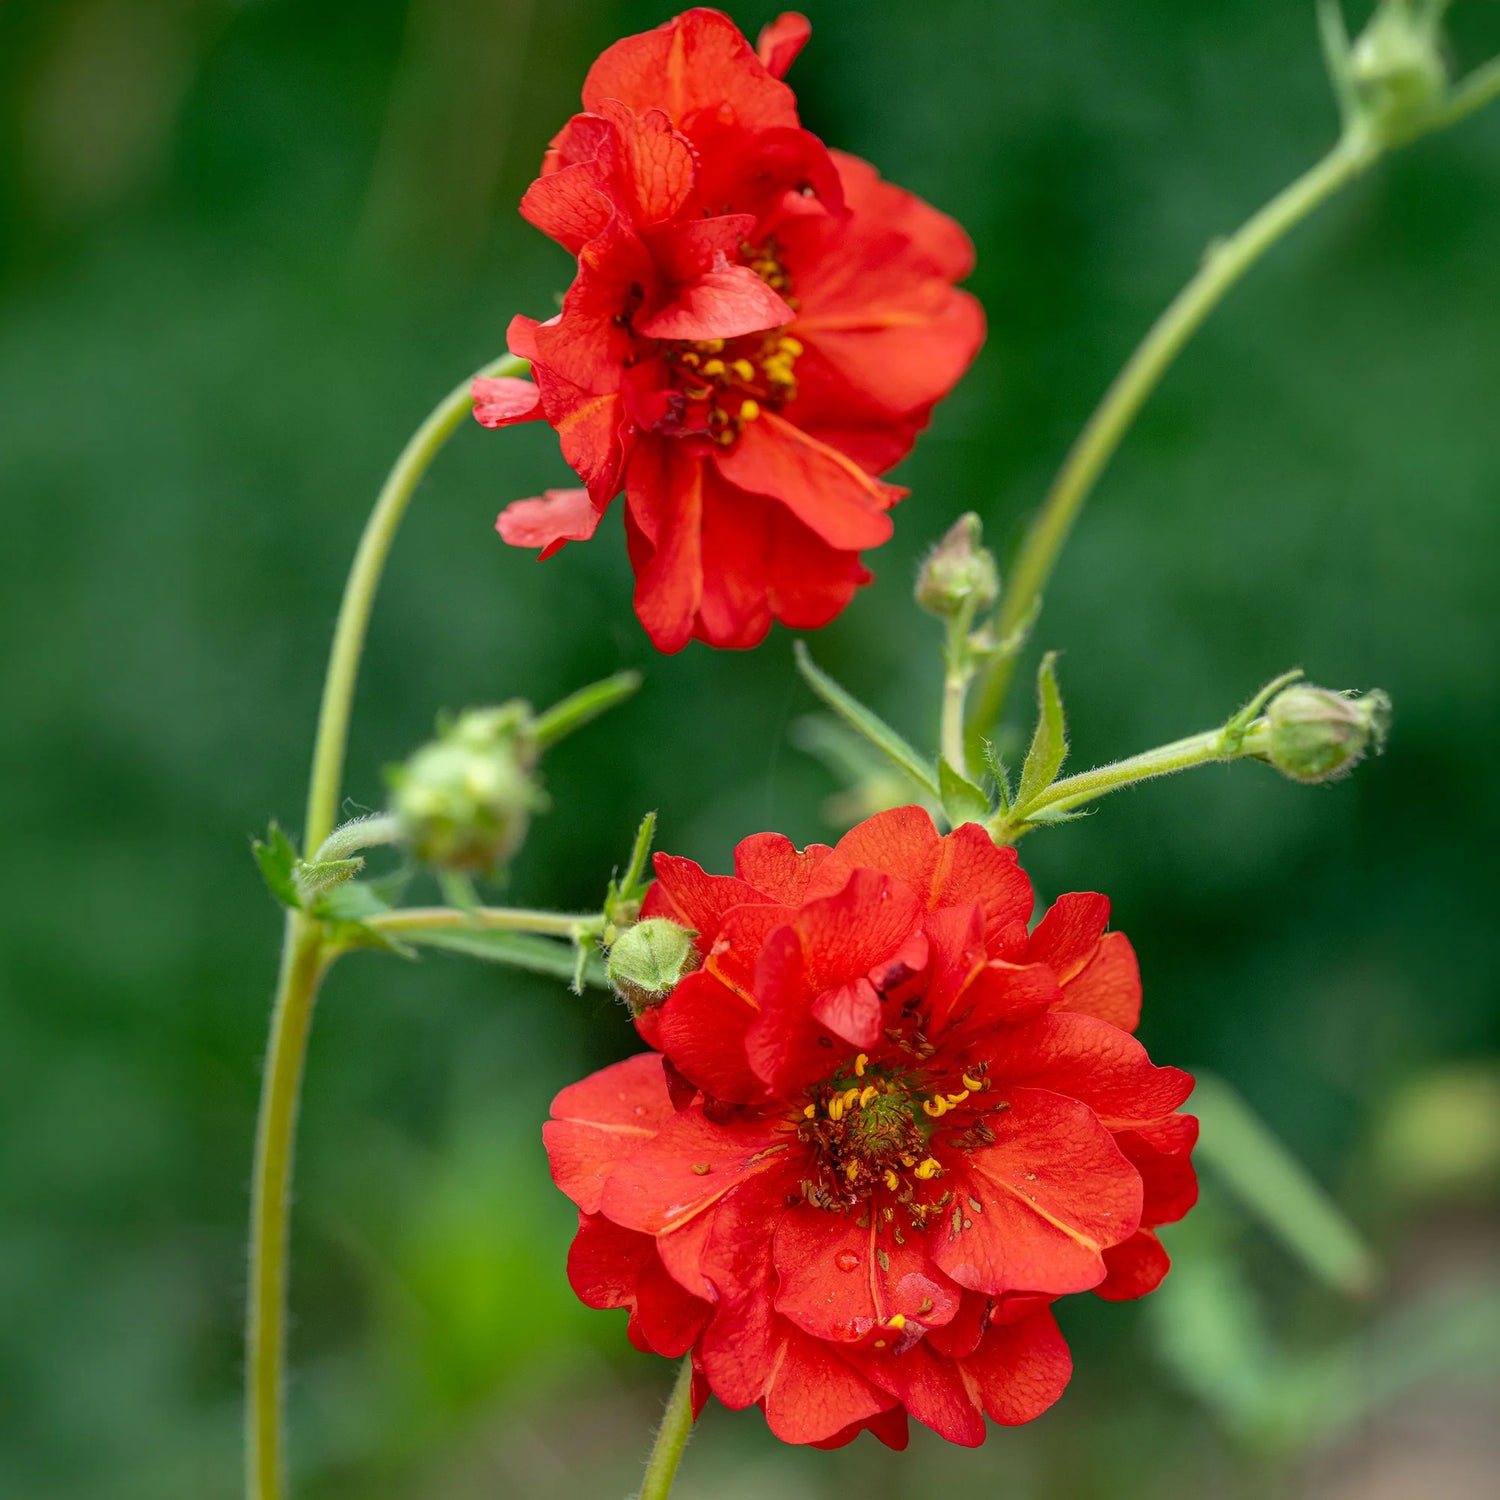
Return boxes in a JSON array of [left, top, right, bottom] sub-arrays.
[[967, 134, 1377, 738], [637, 1358, 696, 1500], [367, 905, 602, 938]]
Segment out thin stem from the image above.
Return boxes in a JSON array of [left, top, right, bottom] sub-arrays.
[[303, 352, 526, 852], [989, 719, 1271, 842], [1429, 53, 1500, 134], [246, 915, 334, 1500], [637, 1357, 696, 1500], [310, 812, 403, 865], [967, 134, 1377, 739], [366, 905, 603, 938], [940, 610, 976, 779]]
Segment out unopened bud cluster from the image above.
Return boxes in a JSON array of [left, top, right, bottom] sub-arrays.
[[1347, 0, 1448, 145], [1262, 684, 1391, 784], [915, 512, 1000, 620], [606, 917, 698, 1013], [387, 703, 543, 872]]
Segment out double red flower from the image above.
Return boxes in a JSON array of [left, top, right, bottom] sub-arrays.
[[479, 10, 984, 651], [546, 808, 1198, 1447]]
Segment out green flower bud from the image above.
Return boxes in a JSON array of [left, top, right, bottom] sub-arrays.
[[387, 703, 543, 872], [1264, 684, 1391, 784], [606, 918, 699, 1014], [916, 513, 1000, 620], [1349, 1, 1447, 145]]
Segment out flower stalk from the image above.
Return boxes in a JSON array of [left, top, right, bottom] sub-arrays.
[[637, 1358, 696, 1500]]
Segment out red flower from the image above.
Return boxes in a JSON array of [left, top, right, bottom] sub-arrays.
[[480, 10, 984, 652], [545, 808, 1198, 1447]]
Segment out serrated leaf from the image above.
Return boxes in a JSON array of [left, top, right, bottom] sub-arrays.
[[1016, 651, 1068, 811], [253, 822, 300, 909], [794, 640, 938, 798], [938, 758, 990, 826], [1193, 1073, 1377, 1297], [981, 739, 1012, 815], [294, 856, 363, 903], [403, 926, 608, 988]]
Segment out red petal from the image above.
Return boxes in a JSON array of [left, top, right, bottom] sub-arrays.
[[848, 1341, 986, 1446], [495, 487, 605, 560], [772, 1205, 961, 1344], [471, 376, 543, 428], [1027, 892, 1111, 982], [594, 101, 696, 227], [599, 1106, 790, 1237], [932, 1088, 1142, 1297], [655, 969, 765, 1105], [960, 1306, 1073, 1425], [544, 1053, 675, 1213], [1117, 1113, 1200, 1227], [647, 852, 766, 943], [952, 959, 1063, 1035], [583, 9, 800, 135], [743, 925, 839, 1095], [567, 1213, 711, 1356], [520, 124, 619, 253], [930, 824, 1035, 949], [797, 867, 924, 994], [925, 1289, 988, 1359], [1061, 931, 1142, 1033], [1094, 1228, 1171, 1302], [756, 13, 811, 77], [732, 831, 833, 903], [625, 442, 705, 653], [978, 1012, 1194, 1128], [644, 212, 757, 283], [714, 411, 898, 551], [805, 806, 942, 901], [808, 1404, 910, 1451], [636, 260, 795, 341]]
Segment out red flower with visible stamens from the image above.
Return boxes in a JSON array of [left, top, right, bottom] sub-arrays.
[[545, 807, 1198, 1447], [480, 10, 984, 651]]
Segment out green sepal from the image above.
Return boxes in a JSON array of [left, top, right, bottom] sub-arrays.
[[401, 926, 609, 989], [293, 856, 364, 904], [794, 640, 939, 798], [253, 822, 301, 909], [604, 809, 657, 933], [1016, 651, 1068, 810], [938, 757, 990, 827], [1020, 803, 1091, 827], [981, 740, 1013, 816]]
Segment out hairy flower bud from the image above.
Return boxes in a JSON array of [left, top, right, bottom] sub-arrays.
[[915, 513, 1000, 620], [1264, 685, 1391, 784], [387, 703, 543, 872], [1349, 0, 1447, 144], [606, 917, 699, 1013]]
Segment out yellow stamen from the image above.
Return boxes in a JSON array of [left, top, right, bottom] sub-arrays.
[[778, 335, 803, 355], [700, 358, 725, 377], [886, 1314, 906, 1329], [701, 338, 724, 353], [961, 1073, 985, 1092], [913, 1157, 943, 1180], [842, 1087, 861, 1110], [739, 399, 760, 420], [828, 1095, 845, 1121], [873, 1339, 887, 1349], [730, 358, 756, 382], [921, 1097, 948, 1119], [859, 1085, 878, 1108], [854, 1053, 869, 1077], [945, 1089, 971, 1107], [845, 1159, 860, 1181], [900, 1154, 916, 1168], [803, 1103, 816, 1118], [883, 1169, 899, 1191]]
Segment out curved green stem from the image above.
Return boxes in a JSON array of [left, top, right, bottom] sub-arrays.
[[367, 905, 603, 938], [248, 353, 520, 1500], [638, 1357, 696, 1500], [303, 352, 527, 852], [246, 915, 334, 1500], [967, 134, 1377, 739]]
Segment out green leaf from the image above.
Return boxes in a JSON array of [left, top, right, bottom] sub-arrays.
[[938, 757, 990, 826], [530, 670, 643, 751], [312, 880, 391, 923], [294, 856, 363, 903], [1193, 1073, 1377, 1296], [793, 640, 939, 798], [253, 822, 300, 909], [606, 808, 657, 926], [403, 926, 608, 989], [1015, 651, 1068, 811], [1021, 803, 1091, 826], [981, 739, 1012, 816]]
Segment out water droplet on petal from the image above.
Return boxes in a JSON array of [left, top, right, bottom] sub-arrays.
[[834, 1250, 860, 1272]]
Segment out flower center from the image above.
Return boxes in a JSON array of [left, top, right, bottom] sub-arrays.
[[660, 241, 801, 446]]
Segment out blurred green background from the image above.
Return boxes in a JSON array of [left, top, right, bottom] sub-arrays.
[[3, 1, 1499, 1496]]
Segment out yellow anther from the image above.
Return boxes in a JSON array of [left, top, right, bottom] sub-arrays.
[[778, 335, 803, 355], [854, 1053, 869, 1077], [843, 1087, 861, 1110], [961, 1073, 985, 1092], [701, 338, 724, 353], [828, 1095, 845, 1121], [679, 351, 699, 366], [900, 1154, 916, 1168], [859, 1085, 878, 1108], [945, 1090, 971, 1107], [803, 1103, 816, 1118], [739, 399, 761, 421], [873, 1339, 887, 1349], [921, 1097, 948, 1119], [913, 1157, 943, 1180], [730, 358, 756, 382], [886, 1313, 906, 1329], [700, 358, 725, 377], [883, 1169, 900, 1191], [845, 1159, 860, 1181]]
